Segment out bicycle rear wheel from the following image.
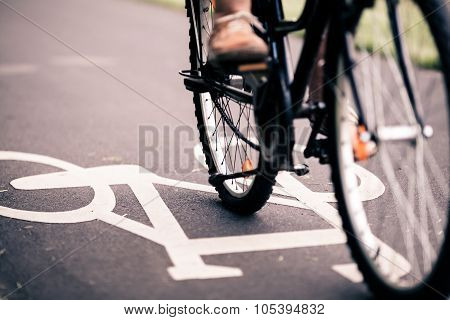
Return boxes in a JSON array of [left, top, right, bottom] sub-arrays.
[[186, 0, 275, 214], [330, 0, 450, 298]]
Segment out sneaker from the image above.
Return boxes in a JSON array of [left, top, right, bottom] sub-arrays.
[[309, 104, 377, 161], [346, 107, 377, 161], [351, 124, 377, 161], [208, 11, 269, 66]]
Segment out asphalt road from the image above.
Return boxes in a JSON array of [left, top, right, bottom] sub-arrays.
[[0, 0, 446, 299]]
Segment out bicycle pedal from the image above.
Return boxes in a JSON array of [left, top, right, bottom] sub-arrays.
[[183, 77, 209, 93], [304, 139, 329, 164], [208, 169, 260, 187], [237, 62, 269, 73], [318, 153, 329, 165], [290, 164, 310, 176], [205, 59, 269, 77]]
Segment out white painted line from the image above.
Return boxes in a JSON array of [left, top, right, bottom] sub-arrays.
[[276, 172, 343, 227], [268, 195, 309, 209], [193, 142, 385, 204], [0, 150, 394, 283], [9, 164, 309, 209], [0, 189, 7, 193], [0, 64, 38, 76], [331, 263, 364, 283], [190, 229, 346, 255], [353, 164, 385, 202], [275, 172, 381, 284], [96, 212, 166, 247], [0, 151, 115, 224]]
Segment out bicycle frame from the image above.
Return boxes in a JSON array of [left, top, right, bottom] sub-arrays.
[[183, 0, 372, 170], [253, 0, 333, 115], [182, 0, 338, 172], [253, 0, 337, 168]]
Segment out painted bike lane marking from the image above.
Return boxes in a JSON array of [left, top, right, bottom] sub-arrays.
[[0, 150, 400, 283]]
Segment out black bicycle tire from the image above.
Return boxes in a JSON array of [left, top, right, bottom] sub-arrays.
[[329, 0, 450, 299]]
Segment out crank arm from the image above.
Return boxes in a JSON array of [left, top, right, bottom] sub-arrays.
[[208, 164, 310, 187], [208, 169, 260, 187]]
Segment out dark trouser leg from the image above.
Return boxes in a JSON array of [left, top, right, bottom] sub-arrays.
[[308, 33, 327, 103]]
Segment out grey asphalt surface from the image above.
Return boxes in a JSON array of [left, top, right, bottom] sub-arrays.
[[0, 0, 445, 300]]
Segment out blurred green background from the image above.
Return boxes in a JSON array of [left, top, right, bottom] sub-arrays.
[[143, 0, 438, 68]]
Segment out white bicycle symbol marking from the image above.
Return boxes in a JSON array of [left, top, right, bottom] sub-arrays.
[[0, 149, 390, 282]]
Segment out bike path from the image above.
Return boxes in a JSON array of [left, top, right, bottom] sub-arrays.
[[0, 0, 371, 299]]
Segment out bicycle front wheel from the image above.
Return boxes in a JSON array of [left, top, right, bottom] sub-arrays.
[[330, 0, 450, 298]]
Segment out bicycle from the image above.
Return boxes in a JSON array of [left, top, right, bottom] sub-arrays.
[[181, 0, 449, 298]]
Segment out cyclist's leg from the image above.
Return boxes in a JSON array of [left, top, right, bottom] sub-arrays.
[[208, 0, 268, 65], [308, 33, 327, 104], [308, 32, 376, 160]]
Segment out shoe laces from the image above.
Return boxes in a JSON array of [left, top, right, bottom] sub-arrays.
[[215, 11, 266, 33]]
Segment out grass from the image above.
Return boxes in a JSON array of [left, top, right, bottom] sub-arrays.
[[355, 0, 439, 69], [142, 0, 439, 68]]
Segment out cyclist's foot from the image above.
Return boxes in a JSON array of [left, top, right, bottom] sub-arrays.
[[351, 124, 377, 161], [309, 104, 377, 161], [346, 108, 377, 161], [208, 11, 269, 67]]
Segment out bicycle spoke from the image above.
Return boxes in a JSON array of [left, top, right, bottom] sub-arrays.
[[336, 0, 449, 290]]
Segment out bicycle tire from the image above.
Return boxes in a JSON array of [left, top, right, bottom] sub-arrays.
[[329, 0, 450, 298]]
